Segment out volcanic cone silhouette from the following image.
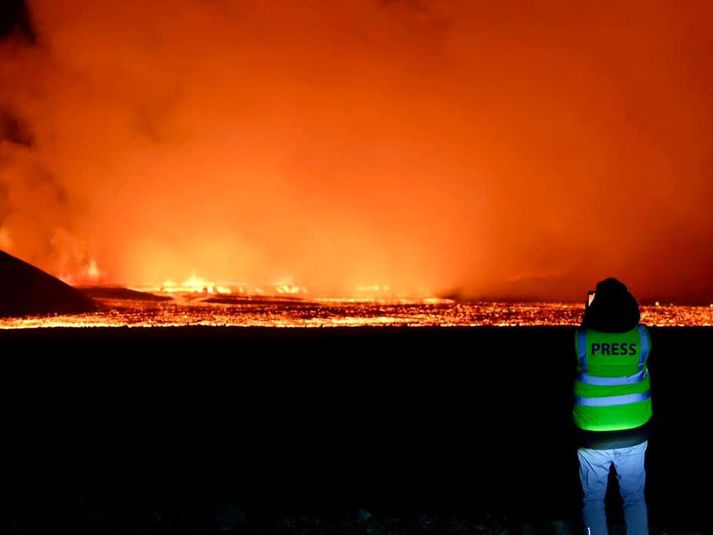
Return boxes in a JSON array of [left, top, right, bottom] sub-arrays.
[[0, 250, 96, 317]]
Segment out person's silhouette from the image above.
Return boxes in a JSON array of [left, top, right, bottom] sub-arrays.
[[574, 278, 652, 534]]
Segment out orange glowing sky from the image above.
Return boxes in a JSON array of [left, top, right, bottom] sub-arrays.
[[1, 0, 712, 301]]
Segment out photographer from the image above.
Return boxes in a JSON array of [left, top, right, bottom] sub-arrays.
[[574, 278, 652, 534]]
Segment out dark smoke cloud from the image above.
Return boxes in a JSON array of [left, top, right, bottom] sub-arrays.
[[0, 107, 33, 146], [0, 0, 712, 301], [0, 0, 35, 42]]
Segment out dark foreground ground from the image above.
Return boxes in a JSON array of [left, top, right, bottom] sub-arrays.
[[3, 327, 711, 533]]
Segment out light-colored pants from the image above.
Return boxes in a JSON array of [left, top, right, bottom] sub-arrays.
[[577, 440, 648, 535]]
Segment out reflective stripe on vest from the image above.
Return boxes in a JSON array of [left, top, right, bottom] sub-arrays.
[[577, 329, 588, 372], [575, 391, 651, 407], [578, 368, 649, 386], [638, 324, 650, 369]]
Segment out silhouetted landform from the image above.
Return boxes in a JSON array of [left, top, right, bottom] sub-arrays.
[[204, 294, 311, 305], [80, 286, 173, 302], [474, 274, 584, 303], [0, 249, 96, 317], [636, 296, 713, 306]]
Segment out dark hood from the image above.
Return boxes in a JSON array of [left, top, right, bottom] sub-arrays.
[[581, 278, 640, 333]]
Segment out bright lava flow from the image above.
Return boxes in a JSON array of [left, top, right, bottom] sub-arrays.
[[1, 294, 711, 328]]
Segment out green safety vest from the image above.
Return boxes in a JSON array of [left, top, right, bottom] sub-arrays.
[[573, 325, 653, 432]]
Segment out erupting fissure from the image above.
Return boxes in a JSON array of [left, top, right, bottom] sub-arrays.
[[1, 1, 713, 303]]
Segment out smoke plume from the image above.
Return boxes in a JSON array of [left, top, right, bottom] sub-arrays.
[[1, 0, 712, 301]]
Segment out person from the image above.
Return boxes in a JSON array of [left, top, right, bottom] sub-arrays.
[[573, 278, 652, 534]]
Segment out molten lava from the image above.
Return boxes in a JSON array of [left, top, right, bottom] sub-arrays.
[[158, 275, 232, 295]]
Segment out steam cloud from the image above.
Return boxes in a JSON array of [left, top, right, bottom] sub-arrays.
[[1, 0, 712, 301]]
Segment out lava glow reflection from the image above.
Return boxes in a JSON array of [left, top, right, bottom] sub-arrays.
[[0, 296, 711, 329]]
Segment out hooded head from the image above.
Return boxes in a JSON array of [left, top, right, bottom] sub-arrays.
[[581, 277, 641, 333]]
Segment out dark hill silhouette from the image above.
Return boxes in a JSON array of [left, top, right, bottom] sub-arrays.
[[79, 286, 172, 302], [0, 249, 96, 317]]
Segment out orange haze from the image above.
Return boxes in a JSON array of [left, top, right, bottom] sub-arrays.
[[1, 0, 712, 301]]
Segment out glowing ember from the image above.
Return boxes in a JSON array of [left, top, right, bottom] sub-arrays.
[[59, 258, 102, 286], [157, 275, 232, 295], [273, 278, 307, 295], [142, 275, 310, 297], [87, 259, 100, 281]]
